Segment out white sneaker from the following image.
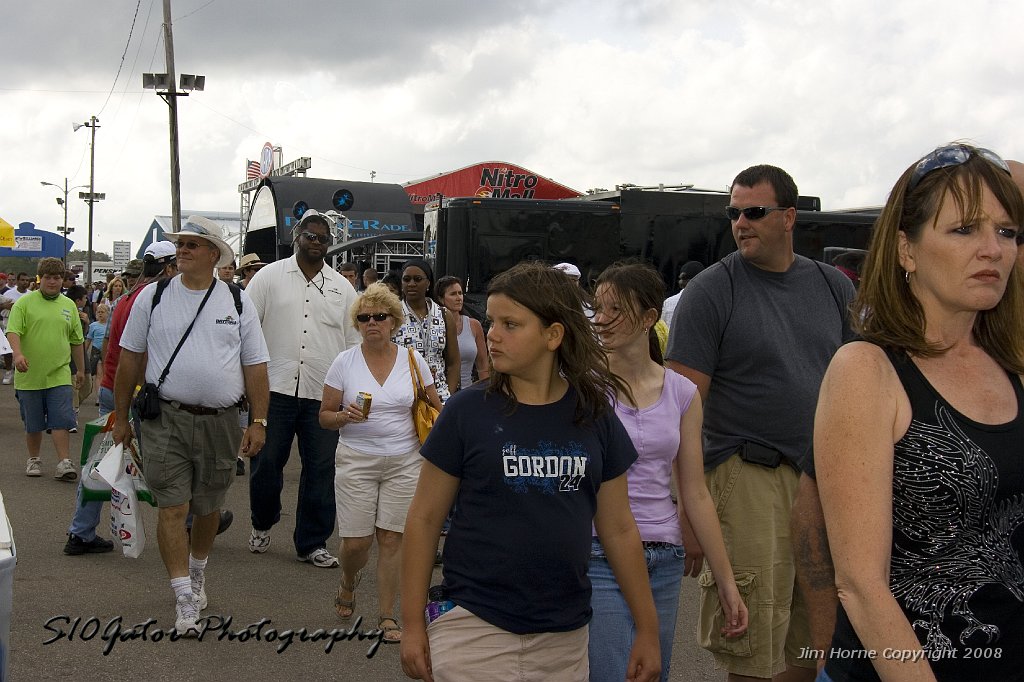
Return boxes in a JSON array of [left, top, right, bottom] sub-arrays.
[[297, 547, 340, 568], [190, 567, 208, 610], [2, 370, 12, 385], [248, 528, 271, 554], [26, 457, 42, 477], [174, 593, 201, 637], [54, 458, 78, 481]]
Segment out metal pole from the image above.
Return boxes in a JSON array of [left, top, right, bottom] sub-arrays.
[[87, 116, 97, 283], [162, 0, 181, 232], [62, 178, 69, 266]]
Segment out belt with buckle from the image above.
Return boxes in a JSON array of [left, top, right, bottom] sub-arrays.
[[161, 399, 222, 416]]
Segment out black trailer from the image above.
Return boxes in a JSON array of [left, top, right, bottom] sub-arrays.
[[425, 190, 877, 312]]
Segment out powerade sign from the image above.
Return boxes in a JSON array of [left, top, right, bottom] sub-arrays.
[[283, 216, 412, 235]]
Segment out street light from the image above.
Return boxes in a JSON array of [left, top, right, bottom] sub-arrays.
[[40, 179, 87, 265], [143, 0, 205, 233], [73, 116, 103, 283]]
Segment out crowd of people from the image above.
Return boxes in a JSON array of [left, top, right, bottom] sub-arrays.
[[4, 144, 1023, 681]]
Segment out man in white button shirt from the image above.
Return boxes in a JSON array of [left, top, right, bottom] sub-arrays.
[[245, 209, 361, 567]]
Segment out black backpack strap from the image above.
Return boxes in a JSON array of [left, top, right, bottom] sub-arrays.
[[226, 282, 243, 316], [150, 277, 172, 311]]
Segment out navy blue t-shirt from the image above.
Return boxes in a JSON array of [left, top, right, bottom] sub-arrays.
[[422, 382, 638, 634]]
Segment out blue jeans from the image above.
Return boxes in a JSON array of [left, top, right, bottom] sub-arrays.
[[249, 392, 339, 555], [588, 539, 685, 682], [815, 669, 835, 682], [67, 387, 114, 541]]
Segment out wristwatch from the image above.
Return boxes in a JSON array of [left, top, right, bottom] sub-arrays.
[[252, 418, 268, 427]]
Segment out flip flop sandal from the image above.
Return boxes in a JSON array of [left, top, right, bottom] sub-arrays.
[[378, 616, 402, 643], [334, 571, 362, 621]]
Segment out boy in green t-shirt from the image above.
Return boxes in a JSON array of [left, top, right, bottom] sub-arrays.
[[5, 258, 86, 480]]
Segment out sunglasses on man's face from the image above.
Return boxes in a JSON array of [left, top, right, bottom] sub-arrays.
[[725, 206, 788, 222], [301, 232, 332, 244], [356, 312, 391, 323]]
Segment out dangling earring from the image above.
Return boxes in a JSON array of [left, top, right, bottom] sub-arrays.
[[643, 327, 649, 335], [904, 270, 911, 284]]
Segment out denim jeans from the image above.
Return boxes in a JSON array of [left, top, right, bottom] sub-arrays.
[[588, 539, 685, 682], [67, 387, 114, 541], [249, 392, 339, 555]]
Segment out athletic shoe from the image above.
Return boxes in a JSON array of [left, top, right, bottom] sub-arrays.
[[54, 458, 78, 481], [248, 528, 271, 554], [296, 547, 339, 568], [217, 509, 234, 535], [190, 567, 208, 610], [63, 533, 114, 556], [26, 457, 42, 477], [2, 370, 12, 385], [174, 594, 201, 637]]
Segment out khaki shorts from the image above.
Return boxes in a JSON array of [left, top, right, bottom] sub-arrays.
[[139, 404, 240, 516], [697, 453, 812, 678], [428, 606, 588, 682], [334, 442, 422, 536]]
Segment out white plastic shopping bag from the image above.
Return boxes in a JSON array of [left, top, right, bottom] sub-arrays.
[[96, 443, 147, 558]]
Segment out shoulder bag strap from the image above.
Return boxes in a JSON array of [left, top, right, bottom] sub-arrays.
[[408, 347, 427, 397], [155, 279, 217, 389]]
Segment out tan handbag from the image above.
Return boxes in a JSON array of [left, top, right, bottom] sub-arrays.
[[408, 348, 440, 445]]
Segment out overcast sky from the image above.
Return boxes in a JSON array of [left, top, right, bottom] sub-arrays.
[[2, 0, 1020, 258]]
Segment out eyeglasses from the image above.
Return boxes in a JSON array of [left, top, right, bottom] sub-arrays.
[[402, 275, 426, 283], [176, 240, 208, 251], [301, 232, 332, 244], [725, 206, 789, 222], [356, 312, 391, 323], [908, 144, 1011, 193]]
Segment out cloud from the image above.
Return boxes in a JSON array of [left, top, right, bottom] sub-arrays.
[[2, 0, 1022, 256]]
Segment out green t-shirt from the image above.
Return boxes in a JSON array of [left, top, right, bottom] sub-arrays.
[[6, 291, 84, 390]]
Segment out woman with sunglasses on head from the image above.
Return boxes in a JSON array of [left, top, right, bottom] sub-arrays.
[[590, 262, 747, 682], [395, 259, 459, 403], [320, 282, 442, 643], [435, 275, 489, 390], [815, 144, 1024, 682]]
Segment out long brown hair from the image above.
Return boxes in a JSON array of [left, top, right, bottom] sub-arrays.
[[486, 262, 632, 424], [595, 261, 665, 365], [854, 146, 1024, 372]]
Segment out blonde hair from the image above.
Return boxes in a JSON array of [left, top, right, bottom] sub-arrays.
[[350, 282, 404, 335]]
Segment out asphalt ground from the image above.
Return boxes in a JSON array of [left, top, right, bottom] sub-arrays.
[[0, 383, 719, 681]]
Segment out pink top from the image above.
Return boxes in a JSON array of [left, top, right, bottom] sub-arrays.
[[611, 369, 697, 544]]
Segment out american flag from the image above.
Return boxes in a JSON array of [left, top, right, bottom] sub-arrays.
[[246, 160, 261, 180]]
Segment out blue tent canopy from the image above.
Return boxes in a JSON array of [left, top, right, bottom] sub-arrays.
[[0, 222, 73, 258]]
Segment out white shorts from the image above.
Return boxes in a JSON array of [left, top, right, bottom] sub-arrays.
[[334, 442, 422, 536]]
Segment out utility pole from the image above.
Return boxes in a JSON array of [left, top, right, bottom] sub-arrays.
[[163, 0, 181, 232], [73, 117, 103, 282], [86, 116, 98, 282]]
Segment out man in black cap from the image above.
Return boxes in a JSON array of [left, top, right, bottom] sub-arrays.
[[660, 260, 704, 329]]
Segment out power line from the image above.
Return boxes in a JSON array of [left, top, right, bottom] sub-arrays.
[[97, 0, 144, 116]]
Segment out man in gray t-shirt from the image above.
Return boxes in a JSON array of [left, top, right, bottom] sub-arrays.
[[666, 165, 854, 681]]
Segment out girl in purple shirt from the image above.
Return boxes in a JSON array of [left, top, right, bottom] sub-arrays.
[[590, 262, 748, 682]]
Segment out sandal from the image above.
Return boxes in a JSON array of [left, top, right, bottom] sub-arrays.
[[334, 571, 362, 621], [378, 616, 402, 643]]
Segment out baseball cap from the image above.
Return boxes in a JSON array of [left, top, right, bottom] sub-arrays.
[[552, 262, 581, 280], [145, 240, 177, 262], [122, 259, 144, 277]]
